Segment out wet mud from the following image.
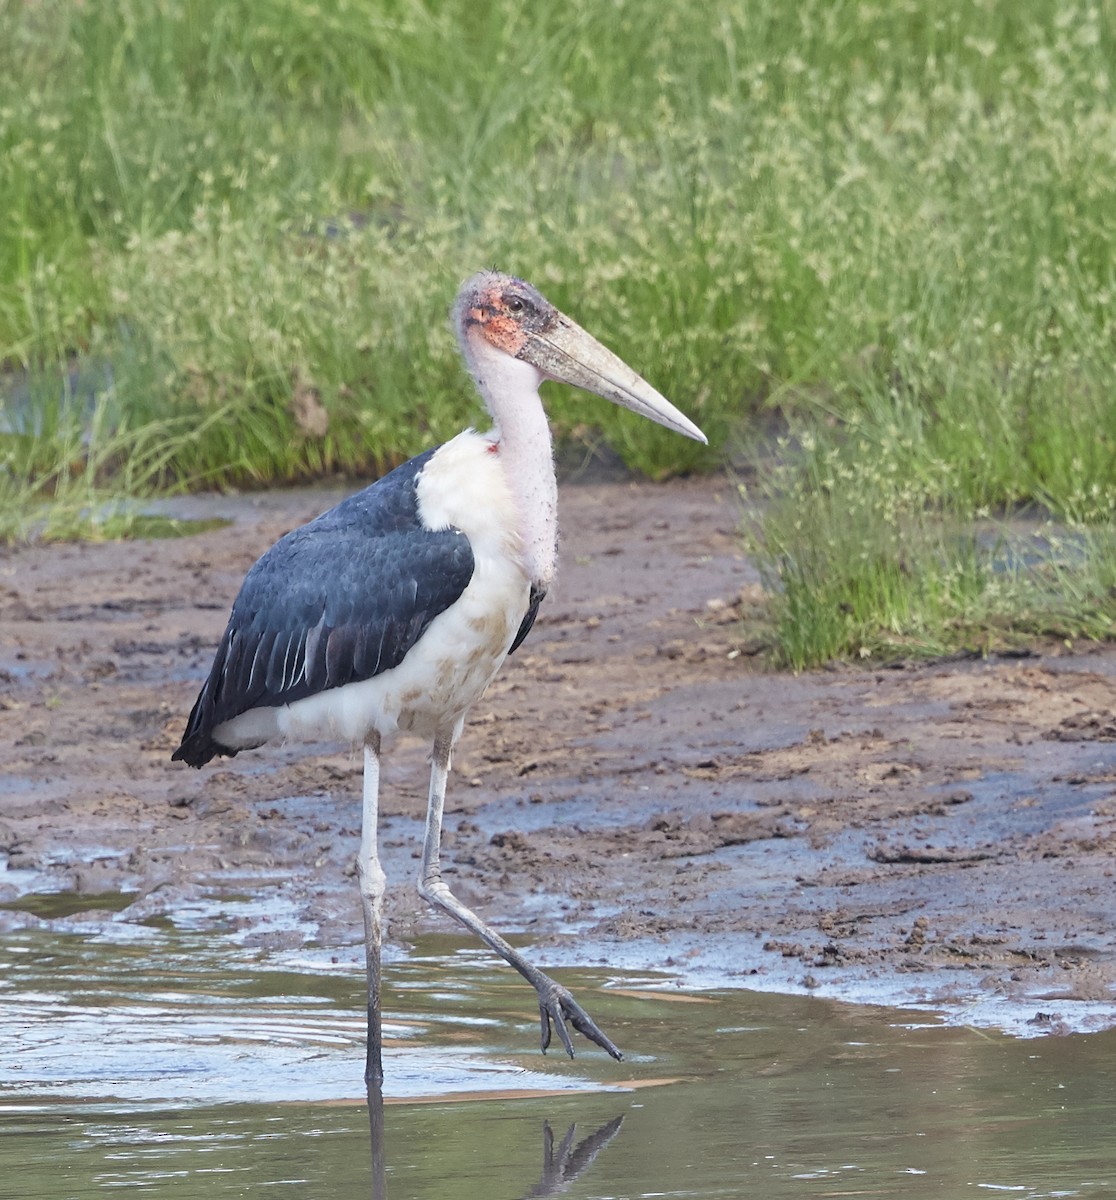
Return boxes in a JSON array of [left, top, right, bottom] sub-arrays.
[[2, 475, 1115, 1035]]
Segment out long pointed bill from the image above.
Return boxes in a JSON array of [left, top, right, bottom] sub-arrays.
[[518, 313, 707, 444]]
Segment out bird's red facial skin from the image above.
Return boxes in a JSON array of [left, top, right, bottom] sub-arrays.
[[466, 288, 530, 357], [481, 313, 528, 355]]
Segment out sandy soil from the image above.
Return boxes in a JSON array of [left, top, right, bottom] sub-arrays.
[[2, 475, 1115, 1036]]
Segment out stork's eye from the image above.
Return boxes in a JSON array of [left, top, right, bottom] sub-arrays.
[[506, 296, 526, 314]]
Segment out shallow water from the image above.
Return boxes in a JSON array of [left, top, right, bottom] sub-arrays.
[[1, 924, 1113, 1199]]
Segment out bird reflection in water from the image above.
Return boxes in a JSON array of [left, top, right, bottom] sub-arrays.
[[524, 1114, 625, 1198], [365, 1078, 624, 1200]]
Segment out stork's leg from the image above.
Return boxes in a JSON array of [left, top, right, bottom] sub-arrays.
[[357, 732, 387, 1085], [418, 731, 622, 1061]]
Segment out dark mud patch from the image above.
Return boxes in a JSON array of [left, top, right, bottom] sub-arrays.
[[2, 476, 1115, 1033]]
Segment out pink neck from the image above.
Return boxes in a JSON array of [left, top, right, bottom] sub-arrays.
[[464, 336, 558, 587]]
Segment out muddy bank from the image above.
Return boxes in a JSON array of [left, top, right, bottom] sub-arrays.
[[2, 475, 1115, 1036]]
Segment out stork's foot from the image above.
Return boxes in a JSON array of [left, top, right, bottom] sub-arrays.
[[535, 974, 623, 1061]]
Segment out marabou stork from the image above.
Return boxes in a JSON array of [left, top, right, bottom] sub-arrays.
[[172, 271, 706, 1083]]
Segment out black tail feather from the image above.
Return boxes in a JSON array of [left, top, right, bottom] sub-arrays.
[[171, 731, 240, 769]]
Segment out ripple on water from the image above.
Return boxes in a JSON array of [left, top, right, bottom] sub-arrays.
[[0, 926, 1114, 1199]]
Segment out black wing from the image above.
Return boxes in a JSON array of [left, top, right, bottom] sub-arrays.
[[508, 583, 546, 655], [173, 449, 474, 767]]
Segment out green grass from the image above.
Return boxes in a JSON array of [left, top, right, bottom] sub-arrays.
[[747, 424, 1116, 669], [2, 0, 1116, 659]]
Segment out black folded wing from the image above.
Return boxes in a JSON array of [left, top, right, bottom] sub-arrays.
[[508, 582, 545, 655], [173, 449, 475, 767]]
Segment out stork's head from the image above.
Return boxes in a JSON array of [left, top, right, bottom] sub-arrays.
[[453, 271, 706, 444]]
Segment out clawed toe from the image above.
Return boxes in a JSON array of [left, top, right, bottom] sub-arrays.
[[536, 976, 623, 1061]]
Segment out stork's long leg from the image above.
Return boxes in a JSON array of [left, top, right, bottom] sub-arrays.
[[357, 732, 387, 1085], [417, 731, 622, 1061]]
